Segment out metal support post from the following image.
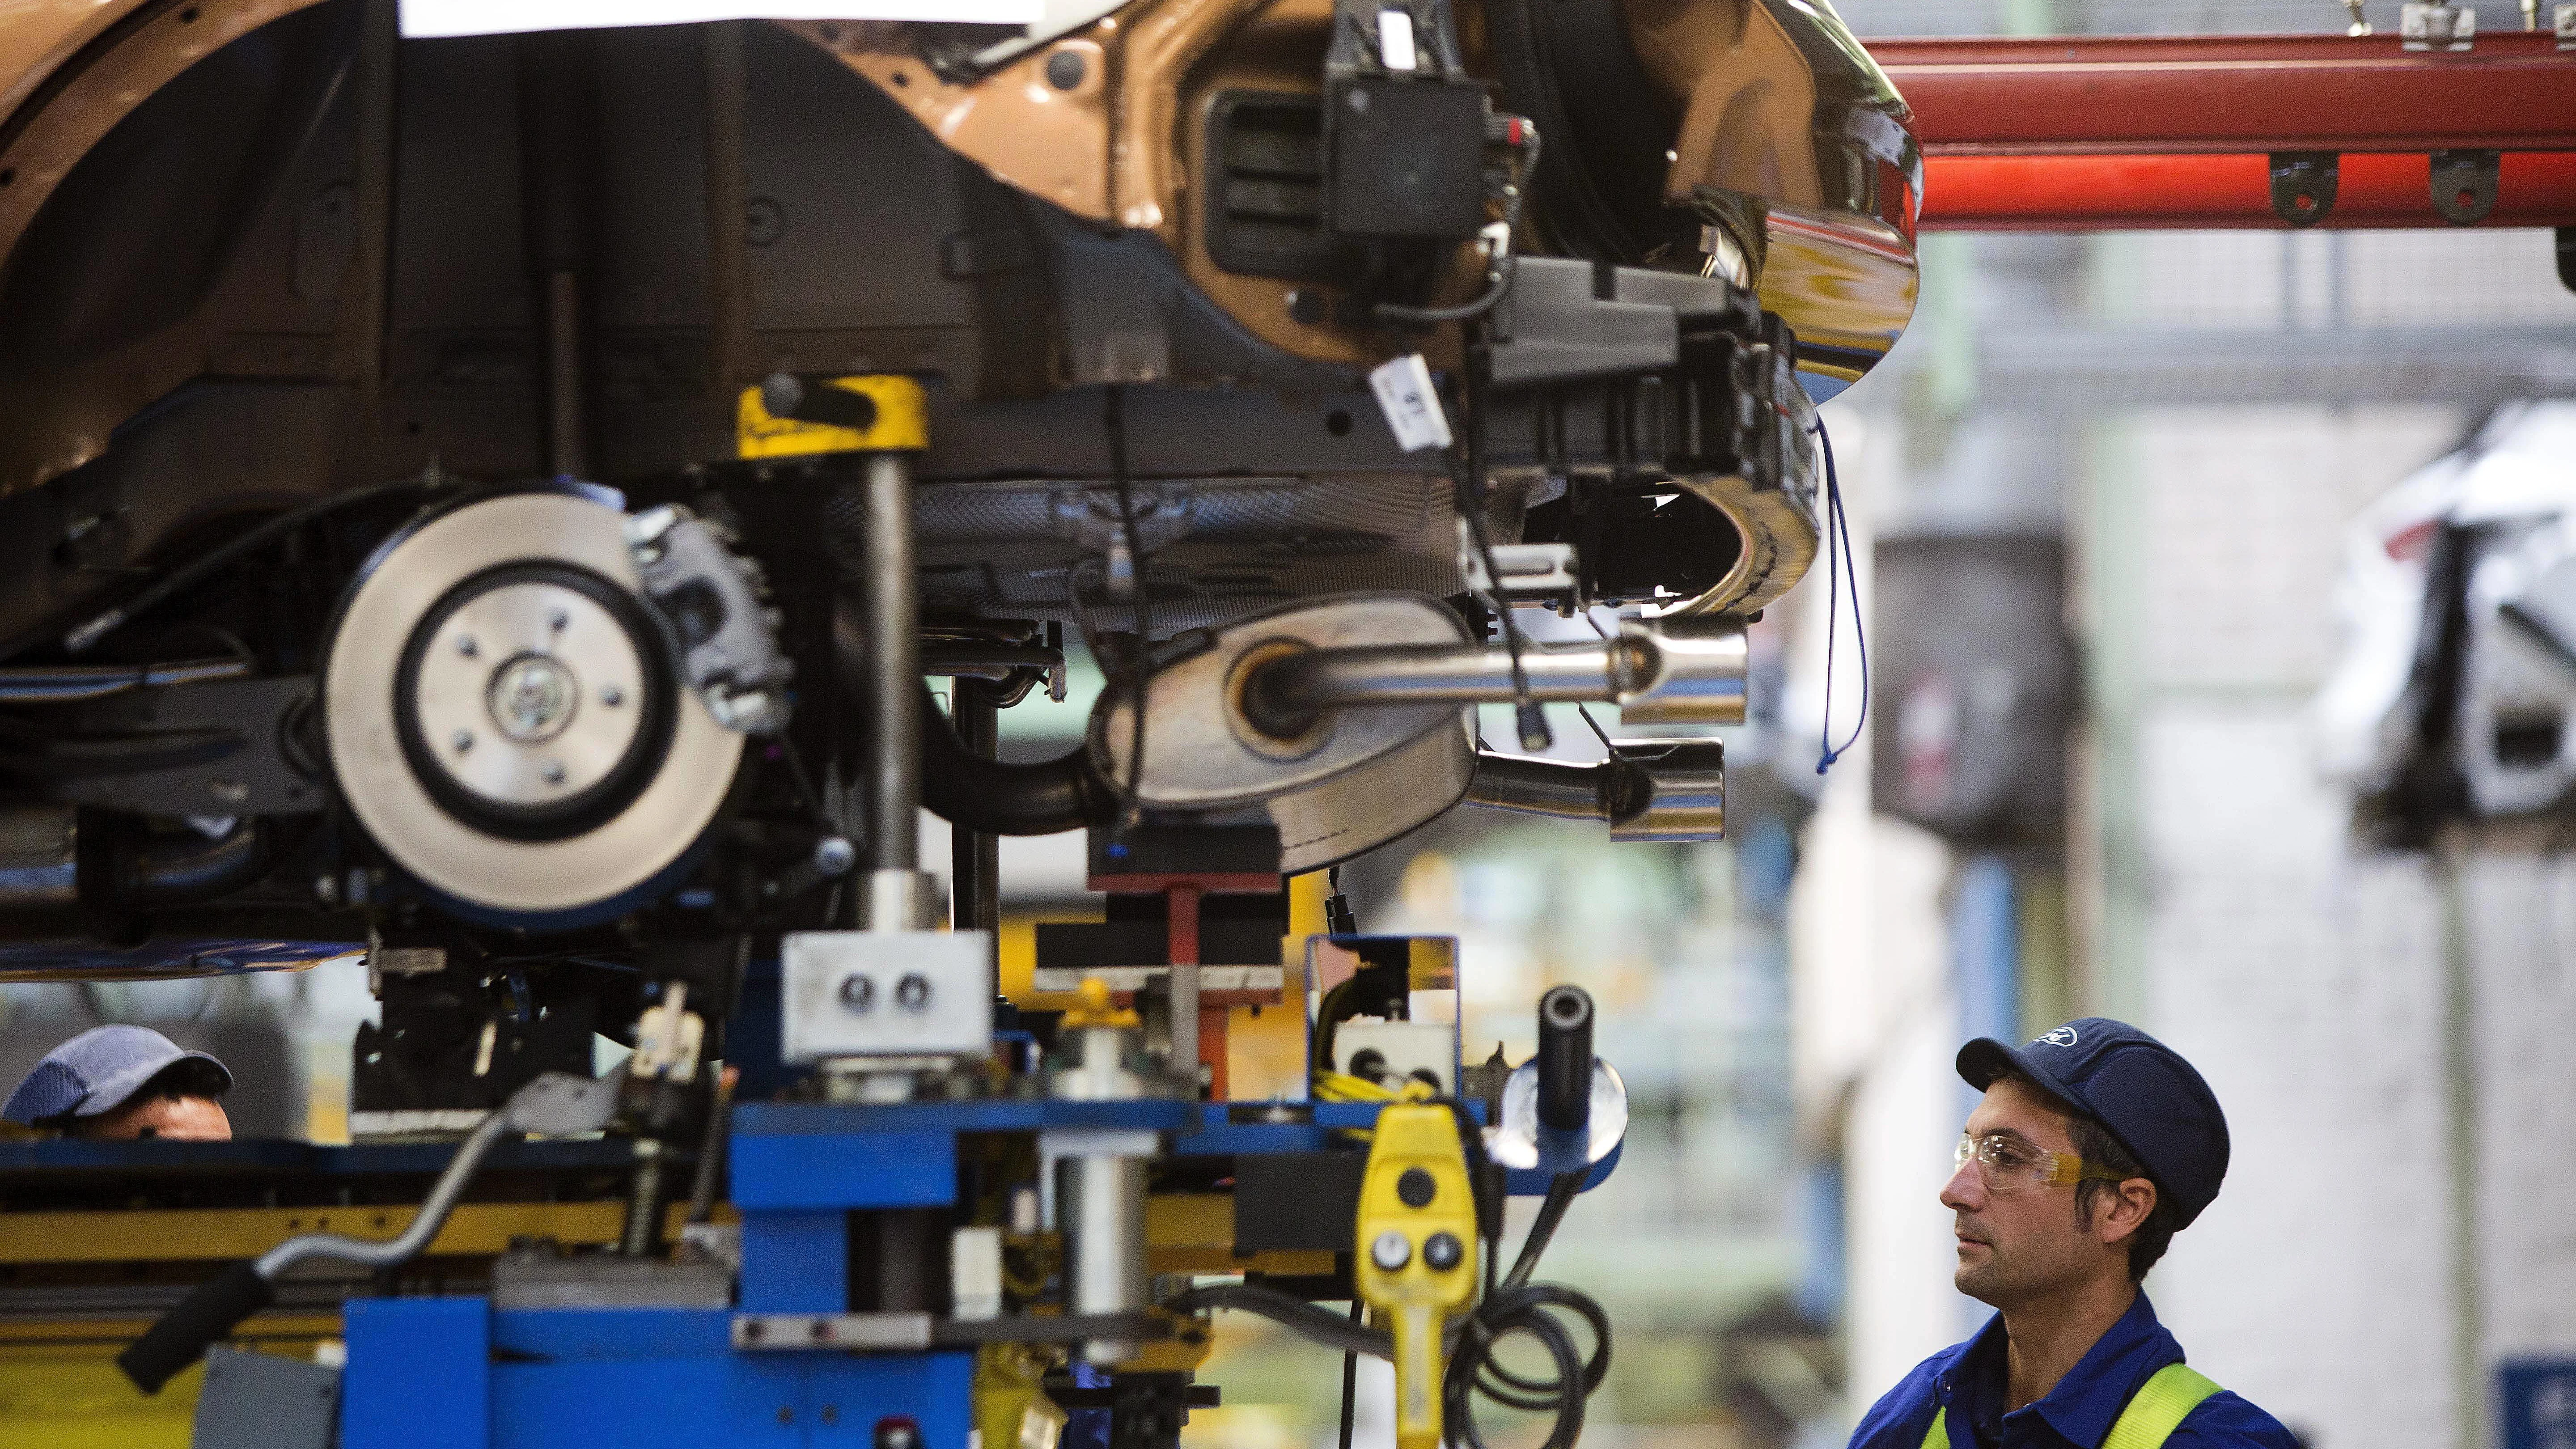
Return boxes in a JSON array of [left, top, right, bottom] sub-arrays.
[[950, 681, 1001, 932]]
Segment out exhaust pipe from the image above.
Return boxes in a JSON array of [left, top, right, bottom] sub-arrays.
[[1241, 617, 1746, 739], [1466, 739, 1724, 842]]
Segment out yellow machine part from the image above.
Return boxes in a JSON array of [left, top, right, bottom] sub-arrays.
[[974, 1343, 1070, 1449], [0, 1200, 722, 1264], [736, 374, 928, 457], [1354, 1102, 1478, 1449], [0, 1200, 723, 1444], [1144, 1193, 1331, 1279], [0, 1324, 337, 1449]]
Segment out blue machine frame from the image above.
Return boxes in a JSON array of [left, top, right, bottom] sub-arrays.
[[330, 1098, 1614, 1446]]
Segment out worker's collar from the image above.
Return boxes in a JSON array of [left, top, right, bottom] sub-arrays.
[[1949, 1292, 2184, 1449]]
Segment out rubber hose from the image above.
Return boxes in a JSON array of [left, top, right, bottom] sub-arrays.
[[117, 1260, 274, 1394], [830, 600, 1108, 836]]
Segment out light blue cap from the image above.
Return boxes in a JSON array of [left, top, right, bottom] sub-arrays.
[[2, 1025, 231, 1124]]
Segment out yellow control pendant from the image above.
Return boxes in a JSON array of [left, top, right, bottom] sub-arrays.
[[1354, 1102, 1479, 1449]]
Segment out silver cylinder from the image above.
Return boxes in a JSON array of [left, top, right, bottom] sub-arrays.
[[1243, 617, 1747, 731], [1059, 1150, 1147, 1365], [1247, 642, 1630, 717], [1605, 739, 1726, 842], [859, 868, 941, 932], [0, 805, 76, 907], [1466, 754, 1607, 820], [863, 451, 921, 876], [1466, 738, 1726, 842]]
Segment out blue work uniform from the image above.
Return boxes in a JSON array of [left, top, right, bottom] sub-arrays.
[[1850, 1294, 2300, 1449]]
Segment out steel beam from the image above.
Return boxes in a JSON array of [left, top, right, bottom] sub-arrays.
[[1879, 33, 2576, 157], [1923, 151, 2576, 229]]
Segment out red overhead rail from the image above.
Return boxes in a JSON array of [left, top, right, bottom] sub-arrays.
[[1877, 32, 2576, 229]]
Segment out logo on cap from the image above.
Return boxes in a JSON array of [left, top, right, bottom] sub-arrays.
[[2038, 1025, 2079, 1048]]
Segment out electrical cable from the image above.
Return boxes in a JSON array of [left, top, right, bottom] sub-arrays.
[[1170, 1104, 1604, 1449], [1373, 121, 1541, 328], [1502, 1171, 1583, 1293], [1445, 1283, 1609, 1449], [61, 473, 458, 655], [1338, 1296, 1363, 1449], [1453, 328, 1550, 751], [1324, 864, 1358, 935], [1166, 1283, 1392, 1358], [1812, 415, 1869, 775], [1169, 1275, 1609, 1449]]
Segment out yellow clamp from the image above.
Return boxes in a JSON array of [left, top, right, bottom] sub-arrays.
[[737, 373, 928, 458], [1059, 976, 1140, 1031], [1355, 1102, 1479, 1449]]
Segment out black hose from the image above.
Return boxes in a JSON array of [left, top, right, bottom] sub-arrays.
[[1502, 1171, 1584, 1292], [1171, 1272, 1610, 1449], [1165, 1283, 1393, 1359], [117, 1261, 274, 1394], [1338, 1297, 1363, 1449], [917, 684, 1110, 835], [1445, 1283, 1610, 1449], [828, 599, 1109, 836]]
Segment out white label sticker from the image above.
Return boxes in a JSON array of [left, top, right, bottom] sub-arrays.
[[1376, 7, 1418, 72], [399, 0, 1041, 39], [1368, 354, 1453, 453]]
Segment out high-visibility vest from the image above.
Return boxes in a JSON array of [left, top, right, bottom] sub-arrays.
[[1917, 1363, 2224, 1449]]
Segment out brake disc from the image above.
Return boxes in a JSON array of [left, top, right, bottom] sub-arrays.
[[321, 491, 742, 919]]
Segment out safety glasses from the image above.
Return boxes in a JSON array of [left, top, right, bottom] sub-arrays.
[[1953, 1132, 2132, 1194]]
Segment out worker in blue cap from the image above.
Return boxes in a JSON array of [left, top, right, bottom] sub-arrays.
[[1849, 1019, 2296, 1449], [1, 1025, 233, 1140]]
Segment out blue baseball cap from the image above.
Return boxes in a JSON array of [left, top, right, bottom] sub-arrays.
[[1957, 1017, 2230, 1229], [2, 1026, 232, 1125]]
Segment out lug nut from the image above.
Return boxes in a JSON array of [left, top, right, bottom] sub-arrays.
[[600, 684, 624, 707], [456, 636, 478, 657], [451, 729, 474, 752], [549, 608, 569, 631], [542, 760, 566, 784]]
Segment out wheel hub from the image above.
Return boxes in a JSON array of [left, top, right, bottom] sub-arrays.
[[323, 491, 742, 918], [400, 569, 659, 826]]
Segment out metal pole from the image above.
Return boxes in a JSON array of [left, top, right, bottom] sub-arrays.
[[515, 32, 597, 480], [1167, 885, 1201, 1097], [950, 680, 1000, 931], [864, 450, 922, 876]]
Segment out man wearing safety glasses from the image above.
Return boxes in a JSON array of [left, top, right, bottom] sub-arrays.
[[1848, 1019, 2297, 1449]]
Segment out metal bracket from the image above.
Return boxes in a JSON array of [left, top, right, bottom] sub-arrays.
[[2401, 0, 2476, 49], [1484, 542, 1581, 609], [1049, 487, 1193, 599], [2430, 148, 2501, 225], [2268, 152, 2338, 226]]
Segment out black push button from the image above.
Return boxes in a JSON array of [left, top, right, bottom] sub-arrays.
[[1423, 1232, 1463, 1272], [1397, 1167, 1437, 1208]]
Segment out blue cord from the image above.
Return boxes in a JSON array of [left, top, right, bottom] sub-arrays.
[[1814, 417, 1869, 775]]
